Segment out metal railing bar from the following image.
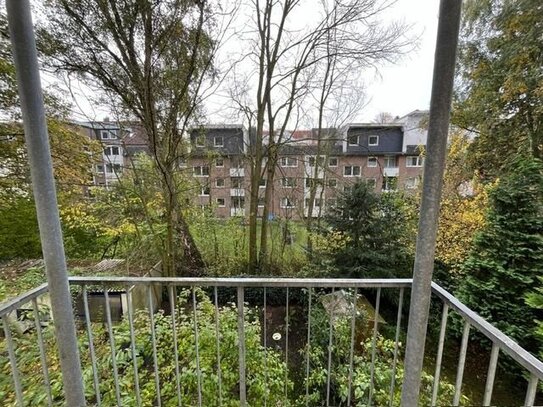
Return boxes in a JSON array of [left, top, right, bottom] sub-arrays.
[[31, 297, 52, 406], [432, 282, 543, 379], [2, 315, 23, 406], [213, 286, 222, 406], [326, 288, 335, 407], [263, 287, 268, 407], [82, 286, 101, 406], [148, 285, 162, 407], [453, 320, 470, 406], [104, 288, 121, 406], [126, 287, 141, 407], [368, 287, 381, 406], [192, 287, 202, 407], [347, 287, 358, 406], [431, 303, 449, 406], [69, 276, 413, 288], [237, 286, 247, 406], [305, 287, 312, 406], [524, 374, 538, 406], [483, 342, 499, 406], [389, 287, 404, 406], [285, 287, 289, 402], [0, 283, 48, 316]]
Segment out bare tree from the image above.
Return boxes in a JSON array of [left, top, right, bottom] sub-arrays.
[[373, 111, 396, 123], [39, 0, 228, 276], [230, 0, 413, 272]]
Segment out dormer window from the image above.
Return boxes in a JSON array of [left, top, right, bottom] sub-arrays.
[[368, 135, 379, 146], [214, 136, 224, 147], [101, 130, 117, 140], [348, 134, 359, 146], [196, 136, 205, 147]]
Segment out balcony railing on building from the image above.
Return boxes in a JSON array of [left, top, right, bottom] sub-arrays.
[[1, 277, 542, 406]]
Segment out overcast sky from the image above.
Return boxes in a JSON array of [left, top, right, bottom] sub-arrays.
[[53, 0, 440, 125], [359, 0, 439, 121]]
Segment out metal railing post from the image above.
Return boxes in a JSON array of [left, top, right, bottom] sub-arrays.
[[4, 1, 85, 405], [400, 0, 462, 405]]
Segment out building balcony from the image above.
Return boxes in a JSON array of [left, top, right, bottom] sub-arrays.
[[230, 188, 245, 197], [230, 168, 245, 177], [383, 167, 399, 177], [1, 277, 542, 406]]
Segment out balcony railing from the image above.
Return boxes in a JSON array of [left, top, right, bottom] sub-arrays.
[[1, 277, 542, 406]]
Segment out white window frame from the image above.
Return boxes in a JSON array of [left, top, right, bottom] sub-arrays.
[[368, 135, 379, 146], [259, 178, 267, 188], [406, 156, 424, 167], [193, 165, 209, 177], [280, 157, 297, 167], [195, 136, 205, 147], [348, 134, 359, 146], [343, 165, 360, 177], [384, 156, 397, 169], [280, 197, 296, 208], [215, 178, 225, 187], [367, 157, 378, 167], [215, 158, 224, 167], [405, 177, 419, 189], [328, 157, 338, 167], [214, 136, 224, 147], [328, 178, 337, 188], [216, 198, 226, 207], [200, 186, 210, 196], [100, 130, 110, 140], [281, 177, 296, 188]]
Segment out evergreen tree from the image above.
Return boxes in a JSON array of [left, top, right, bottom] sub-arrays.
[[456, 158, 543, 350], [324, 181, 416, 279]]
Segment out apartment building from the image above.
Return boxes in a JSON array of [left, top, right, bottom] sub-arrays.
[[188, 110, 428, 220], [78, 120, 148, 187]]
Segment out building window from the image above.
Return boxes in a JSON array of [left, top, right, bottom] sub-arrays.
[[382, 176, 398, 192], [257, 197, 265, 207], [405, 177, 419, 189], [348, 134, 359, 146], [195, 136, 205, 147], [406, 156, 424, 167], [305, 178, 323, 188], [367, 178, 377, 189], [215, 158, 224, 167], [384, 156, 397, 168], [216, 178, 225, 187], [106, 163, 121, 174], [280, 197, 296, 208], [101, 130, 117, 140], [231, 177, 243, 189], [368, 135, 379, 146], [329, 157, 338, 167], [367, 157, 378, 167], [343, 185, 352, 194], [259, 178, 267, 187], [104, 146, 120, 156], [200, 186, 210, 196], [281, 177, 296, 187], [231, 157, 244, 169], [214, 136, 224, 147], [328, 178, 337, 188], [344, 165, 360, 177], [216, 198, 226, 207], [96, 164, 104, 173], [305, 198, 321, 208], [193, 166, 209, 176], [280, 157, 297, 167]]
